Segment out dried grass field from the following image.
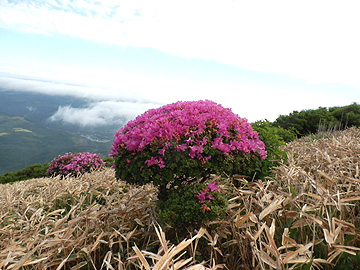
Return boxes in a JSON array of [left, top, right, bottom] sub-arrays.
[[2, 128, 360, 269]]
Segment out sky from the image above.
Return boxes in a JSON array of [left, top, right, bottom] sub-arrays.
[[0, 0, 360, 126]]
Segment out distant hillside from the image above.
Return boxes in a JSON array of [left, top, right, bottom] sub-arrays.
[[0, 88, 126, 141], [0, 112, 112, 175]]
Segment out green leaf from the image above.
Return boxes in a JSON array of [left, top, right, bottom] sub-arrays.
[[289, 185, 297, 197], [301, 258, 314, 270]]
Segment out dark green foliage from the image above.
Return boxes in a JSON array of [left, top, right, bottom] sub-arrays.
[[329, 102, 360, 128], [251, 120, 293, 179], [274, 107, 338, 137], [157, 183, 228, 227], [274, 103, 360, 138], [332, 252, 360, 270], [103, 157, 115, 167], [0, 163, 49, 184], [114, 142, 263, 200]]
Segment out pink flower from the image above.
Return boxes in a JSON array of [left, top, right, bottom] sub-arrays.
[[189, 145, 204, 159], [158, 148, 166, 156], [196, 182, 219, 205], [184, 138, 194, 145], [196, 191, 207, 203], [207, 181, 219, 192], [205, 194, 213, 200], [175, 144, 187, 152], [145, 156, 165, 168]]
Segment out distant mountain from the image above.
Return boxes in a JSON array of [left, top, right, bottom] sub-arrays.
[[0, 88, 124, 141], [0, 89, 128, 175], [0, 112, 112, 175]]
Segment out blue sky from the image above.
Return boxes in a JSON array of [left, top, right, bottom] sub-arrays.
[[0, 0, 359, 125]]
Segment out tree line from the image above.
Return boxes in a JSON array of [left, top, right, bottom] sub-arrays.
[[273, 102, 360, 138]]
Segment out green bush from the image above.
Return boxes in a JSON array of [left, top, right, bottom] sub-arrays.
[[329, 102, 360, 128], [274, 107, 337, 137], [0, 163, 49, 184], [251, 120, 293, 179], [157, 182, 228, 227], [273, 103, 360, 138], [103, 157, 115, 167]]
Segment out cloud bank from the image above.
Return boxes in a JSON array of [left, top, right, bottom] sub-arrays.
[[0, 72, 161, 127], [49, 101, 156, 127], [1, 69, 357, 125]]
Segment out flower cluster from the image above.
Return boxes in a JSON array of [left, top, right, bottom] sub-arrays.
[[47, 152, 106, 176], [196, 181, 219, 212], [110, 100, 266, 169]]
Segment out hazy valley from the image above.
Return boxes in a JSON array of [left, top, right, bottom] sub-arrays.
[[0, 89, 125, 174]]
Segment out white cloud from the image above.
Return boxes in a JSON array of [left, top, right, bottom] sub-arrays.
[[1, 0, 359, 88], [26, 106, 36, 112], [49, 101, 158, 127], [0, 72, 162, 126]]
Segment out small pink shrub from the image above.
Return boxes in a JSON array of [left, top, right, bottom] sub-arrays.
[[47, 152, 106, 177]]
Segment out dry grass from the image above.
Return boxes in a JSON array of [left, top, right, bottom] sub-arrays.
[[2, 127, 360, 269], [0, 169, 159, 269]]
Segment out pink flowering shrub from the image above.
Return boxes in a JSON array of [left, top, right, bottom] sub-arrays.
[[47, 152, 106, 177], [111, 100, 266, 227], [111, 100, 266, 195]]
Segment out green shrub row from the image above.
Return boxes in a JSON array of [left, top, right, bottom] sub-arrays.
[[274, 102, 360, 137], [0, 163, 49, 184]]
